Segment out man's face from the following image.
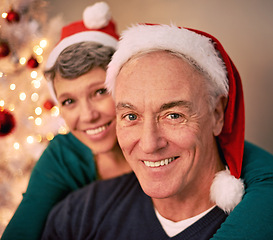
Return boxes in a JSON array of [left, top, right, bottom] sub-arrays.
[[115, 51, 224, 201]]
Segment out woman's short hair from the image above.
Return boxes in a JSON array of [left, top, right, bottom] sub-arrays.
[[44, 41, 115, 81]]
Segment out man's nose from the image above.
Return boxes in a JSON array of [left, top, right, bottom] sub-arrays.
[[139, 119, 167, 154]]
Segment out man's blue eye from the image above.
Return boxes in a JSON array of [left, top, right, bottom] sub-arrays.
[[168, 113, 181, 119], [127, 114, 137, 121]]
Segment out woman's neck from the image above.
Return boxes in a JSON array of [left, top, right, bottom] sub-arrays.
[[95, 145, 131, 180]]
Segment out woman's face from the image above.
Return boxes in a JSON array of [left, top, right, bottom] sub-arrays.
[[54, 67, 117, 154]]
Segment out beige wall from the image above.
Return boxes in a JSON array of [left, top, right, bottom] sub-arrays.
[[47, 0, 273, 154]]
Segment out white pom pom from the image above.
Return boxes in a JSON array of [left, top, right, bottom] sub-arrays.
[[210, 168, 244, 213], [83, 2, 111, 29]]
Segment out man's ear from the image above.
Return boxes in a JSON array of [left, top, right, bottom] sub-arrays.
[[213, 96, 228, 136]]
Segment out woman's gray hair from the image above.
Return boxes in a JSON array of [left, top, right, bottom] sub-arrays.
[[44, 41, 115, 81]]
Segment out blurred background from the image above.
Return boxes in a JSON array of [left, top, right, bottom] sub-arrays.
[[0, 0, 272, 236], [47, 0, 273, 153]]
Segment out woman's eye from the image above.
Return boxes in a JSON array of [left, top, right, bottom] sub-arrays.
[[61, 98, 74, 106], [95, 88, 108, 96]]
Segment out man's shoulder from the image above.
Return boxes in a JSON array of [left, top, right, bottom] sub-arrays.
[[71, 172, 138, 201], [42, 172, 146, 239], [51, 172, 139, 215]]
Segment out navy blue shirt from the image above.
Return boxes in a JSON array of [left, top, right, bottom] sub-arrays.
[[42, 172, 227, 240]]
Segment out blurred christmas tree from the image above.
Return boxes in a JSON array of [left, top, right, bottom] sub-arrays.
[[0, 0, 66, 235]]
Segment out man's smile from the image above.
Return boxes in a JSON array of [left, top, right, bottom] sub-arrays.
[[143, 156, 178, 168]]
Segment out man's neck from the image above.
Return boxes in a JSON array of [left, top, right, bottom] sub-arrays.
[[152, 191, 215, 222], [151, 164, 220, 222]]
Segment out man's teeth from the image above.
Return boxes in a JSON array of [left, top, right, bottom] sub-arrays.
[[144, 157, 175, 167], [86, 125, 107, 135]]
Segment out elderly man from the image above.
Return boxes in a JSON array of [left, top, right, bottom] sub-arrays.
[[106, 23, 243, 236], [41, 24, 273, 240]]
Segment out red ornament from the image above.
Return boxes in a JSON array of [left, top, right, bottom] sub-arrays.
[[0, 108, 16, 137], [27, 57, 39, 68], [0, 41, 10, 58], [43, 100, 55, 110], [6, 9, 20, 23]]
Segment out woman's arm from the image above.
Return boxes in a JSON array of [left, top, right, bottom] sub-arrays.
[[1, 133, 96, 240], [212, 141, 273, 239]]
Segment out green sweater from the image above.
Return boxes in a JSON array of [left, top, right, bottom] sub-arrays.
[[2, 134, 273, 239], [212, 140, 273, 239], [2, 133, 97, 240]]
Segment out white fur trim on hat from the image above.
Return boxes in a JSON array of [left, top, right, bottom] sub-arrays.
[[83, 2, 111, 29], [106, 24, 228, 97], [210, 168, 244, 213]]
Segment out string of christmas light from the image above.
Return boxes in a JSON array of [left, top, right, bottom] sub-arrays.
[[0, 0, 66, 235]]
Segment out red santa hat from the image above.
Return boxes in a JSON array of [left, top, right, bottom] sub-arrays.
[[45, 1, 118, 70], [45, 1, 119, 70], [106, 23, 245, 213], [45, 2, 119, 102]]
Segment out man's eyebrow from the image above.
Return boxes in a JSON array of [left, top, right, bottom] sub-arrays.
[[116, 101, 192, 111], [116, 102, 136, 111], [159, 101, 192, 112]]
